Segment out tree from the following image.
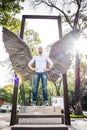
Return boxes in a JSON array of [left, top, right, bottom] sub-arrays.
[[0, 0, 25, 29], [24, 28, 41, 55], [30, 0, 87, 31], [79, 54, 87, 110], [53, 78, 62, 96], [0, 85, 13, 103]]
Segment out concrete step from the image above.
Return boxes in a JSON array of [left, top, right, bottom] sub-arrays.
[[17, 114, 64, 124], [20, 106, 61, 115], [11, 124, 68, 130]]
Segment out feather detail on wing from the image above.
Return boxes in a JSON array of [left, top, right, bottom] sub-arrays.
[[48, 29, 80, 82], [3, 27, 33, 81]]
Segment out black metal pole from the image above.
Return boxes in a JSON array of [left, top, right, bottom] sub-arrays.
[[10, 75, 19, 126], [58, 16, 71, 125], [63, 74, 71, 125], [20, 15, 25, 39]]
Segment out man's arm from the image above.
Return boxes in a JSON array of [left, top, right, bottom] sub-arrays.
[[28, 64, 36, 71], [28, 57, 36, 71], [45, 57, 53, 72]]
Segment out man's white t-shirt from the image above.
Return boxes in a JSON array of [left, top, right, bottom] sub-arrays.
[[29, 55, 53, 73]]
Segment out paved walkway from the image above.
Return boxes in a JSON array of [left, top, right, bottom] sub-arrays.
[[0, 113, 87, 130], [0, 113, 11, 130], [69, 118, 87, 130]]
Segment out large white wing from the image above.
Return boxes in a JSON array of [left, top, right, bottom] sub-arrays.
[[3, 27, 33, 81]]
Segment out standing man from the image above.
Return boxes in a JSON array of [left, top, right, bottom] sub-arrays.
[[28, 46, 53, 106]]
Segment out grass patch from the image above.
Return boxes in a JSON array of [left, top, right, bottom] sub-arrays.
[[70, 114, 87, 118]]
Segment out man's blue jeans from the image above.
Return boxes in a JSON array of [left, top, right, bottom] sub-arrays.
[[32, 72, 48, 103]]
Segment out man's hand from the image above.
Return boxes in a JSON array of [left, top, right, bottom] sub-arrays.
[[32, 68, 37, 71], [44, 68, 50, 72]]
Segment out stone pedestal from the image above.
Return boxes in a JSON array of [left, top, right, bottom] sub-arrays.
[[11, 106, 68, 130], [20, 106, 61, 115]]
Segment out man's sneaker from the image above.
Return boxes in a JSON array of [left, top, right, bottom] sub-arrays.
[[30, 102, 36, 106], [44, 101, 49, 106]]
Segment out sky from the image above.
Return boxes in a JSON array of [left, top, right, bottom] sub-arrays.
[[0, 27, 12, 87]]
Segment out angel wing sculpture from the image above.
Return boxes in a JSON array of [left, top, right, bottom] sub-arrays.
[[3, 27, 79, 82], [3, 27, 33, 81], [48, 29, 80, 82]]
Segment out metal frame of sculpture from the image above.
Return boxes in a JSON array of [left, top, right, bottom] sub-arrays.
[[3, 15, 80, 126], [19, 15, 70, 125]]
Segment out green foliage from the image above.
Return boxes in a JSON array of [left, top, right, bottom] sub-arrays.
[[70, 114, 87, 118], [0, 0, 25, 27], [6, 19, 21, 32], [0, 85, 13, 103], [36, 80, 57, 105], [74, 101, 83, 115], [18, 79, 57, 106], [23, 80, 33, 105], [47, 81, 57, 105], [53, 78, 63, 96], [24, 29, 41, 44], [18, 80, 33, 105], [19, 84, 26, 105], [37, 83, 44, 106], [24, 29, 41, 56]]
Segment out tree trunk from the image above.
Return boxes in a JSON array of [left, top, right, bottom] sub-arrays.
[[75, 52, 83, 115], [19, 84, 26, 105]]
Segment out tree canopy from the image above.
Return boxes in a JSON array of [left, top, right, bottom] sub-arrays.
[[0, 0, 25, 29]]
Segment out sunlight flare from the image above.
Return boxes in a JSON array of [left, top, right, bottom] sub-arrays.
[[74, 38, 87, 54]]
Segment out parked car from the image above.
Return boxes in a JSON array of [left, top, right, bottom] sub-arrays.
[[0, 104, 12, 112], [0, 104, 21, 113]]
